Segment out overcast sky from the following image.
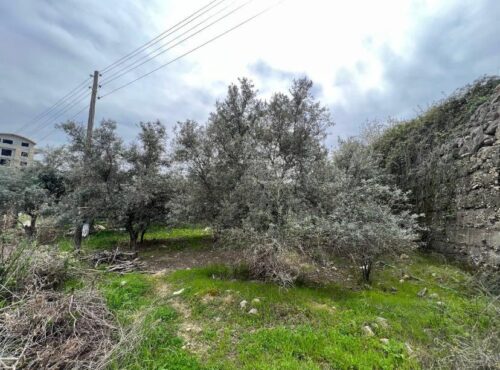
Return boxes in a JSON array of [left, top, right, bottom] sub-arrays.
[[1, 0, 499, 147]]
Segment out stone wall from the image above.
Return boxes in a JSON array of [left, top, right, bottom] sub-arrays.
[[431, 84, 500, 268], [375, 78, 500, 270]]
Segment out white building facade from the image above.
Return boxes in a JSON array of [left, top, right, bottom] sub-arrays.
[[0, 133, 36, 167]]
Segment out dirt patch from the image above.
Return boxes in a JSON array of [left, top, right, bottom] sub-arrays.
[[154, 280, 172, 299], [169, 298, 210, 355], [139, 245, 242, 272], [170, 298, 192, 319]]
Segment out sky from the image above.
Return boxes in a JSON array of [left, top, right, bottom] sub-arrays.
[[0, 0, 499, 148]]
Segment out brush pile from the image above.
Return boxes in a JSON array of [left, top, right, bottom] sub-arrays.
[[88, 248, 145, 272], [0, 290, 118, 369], [0, 242, 123, 369]]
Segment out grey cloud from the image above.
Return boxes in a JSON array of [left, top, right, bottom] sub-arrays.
[[1, 0, 499, 149], [249, 60, 297, 81], [248, 60, 324, 98], [328, 0, 500, 142], [0, 0, 194, 145]]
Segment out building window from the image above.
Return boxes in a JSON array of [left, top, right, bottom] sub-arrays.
[[22, 142, 30, 147], [2, 139, 13, 144], [20, 161, 28, 166], [1, 149, 13, 157], [21, 152, 29, 157], [0, 159, 10, 165]]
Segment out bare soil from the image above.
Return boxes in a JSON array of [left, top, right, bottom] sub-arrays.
[[138, 244, 242, 273]]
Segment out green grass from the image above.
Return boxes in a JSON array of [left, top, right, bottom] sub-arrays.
[[95, 236, 496, 369], [100, 273, 203, 369], [163, 260, 493, 369], [82, 226, 212, 251]]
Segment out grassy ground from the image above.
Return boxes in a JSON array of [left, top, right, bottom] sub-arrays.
[[67, 228, 496, 369], [58, 226, 212, 252]]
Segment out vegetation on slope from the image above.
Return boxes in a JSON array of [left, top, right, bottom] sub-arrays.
[[373, 76, 500, 216]]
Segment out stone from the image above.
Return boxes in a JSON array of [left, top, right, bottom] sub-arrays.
[[436, 301, 445, 306], [248, 308, 258, 315], [400, 253, 410, 260], [173, 288, 185, 296], [470, 126, 485, 153], [252, 298, 261, 304], [120, 280, 127, 286], [94, 224, 106, 231], [362, 325, 375, 337], [482, 136, 495, 146], [405, 343, 414, 356], [240, 300, 248, 309], [380, 338, 390, 345], [429, 293, 439, 299], [484, 121, 498, 135], [390, 287, 398, 293], [417, 287, 427, 297], [375, 317, 389, 329]]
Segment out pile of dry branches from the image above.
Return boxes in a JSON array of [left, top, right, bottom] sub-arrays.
[[0, 290, 118, 369], [0, 243, 124, 369], [245, 239, 303, 287], [87, 248, 145, 273], [24, 246, 71, 291]]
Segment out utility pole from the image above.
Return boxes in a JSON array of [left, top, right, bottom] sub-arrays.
[[86, 70, 99, 150], [75, 70, 99, 252]]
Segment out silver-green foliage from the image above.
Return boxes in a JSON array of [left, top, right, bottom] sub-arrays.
[[56, 120, 171, 249], [175, 78, 420, 283]]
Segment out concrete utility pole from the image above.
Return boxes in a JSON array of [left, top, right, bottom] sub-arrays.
[[75, 70, 99, 252], [86, 70, 99, 150]]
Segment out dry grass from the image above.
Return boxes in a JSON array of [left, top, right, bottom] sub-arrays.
[[432, 330, 500, 369], [245, 239, 303, 287], [0, 290, 118, 369], [0, 241, 127, 369]]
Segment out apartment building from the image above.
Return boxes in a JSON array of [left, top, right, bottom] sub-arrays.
[[0, 133, 36, 167]]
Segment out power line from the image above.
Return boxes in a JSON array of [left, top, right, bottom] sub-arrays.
[[101, 0, 226, 74], [32, 90, 91, 139], [101, 0, 252, 87], [100, 1, 281, 100], [101, 0, 243, 85], [18, 78, 90, 134], [19, 0, 283, 143], [19, 0, 229, 138], [37, 103, 90, 143], [30, 88, 90, 134]]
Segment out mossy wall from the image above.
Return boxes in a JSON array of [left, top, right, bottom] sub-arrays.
[[374, 77, 500, 269]]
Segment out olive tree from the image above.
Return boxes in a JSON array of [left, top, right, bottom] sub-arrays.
[[0, 167, 50, 237], [175, 77, 419, 285], [111, 121, 171, 249], [175, 78, 262, 232], [57, 120, 124, 249]]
